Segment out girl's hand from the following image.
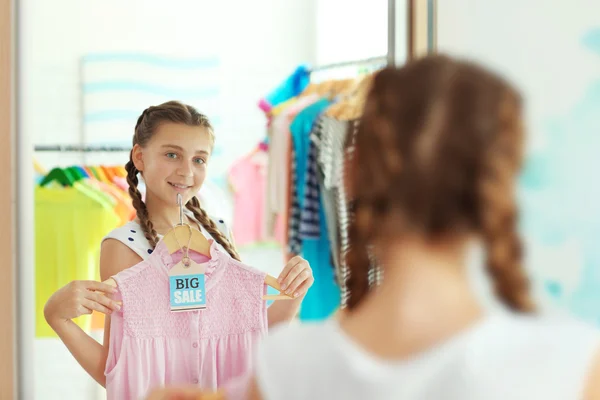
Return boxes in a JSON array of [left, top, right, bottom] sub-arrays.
[[277, 256, 314, 298], [44, 280, 120, 326]]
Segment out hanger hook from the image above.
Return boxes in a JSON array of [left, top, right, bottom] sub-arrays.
[[177, 193, 184, 226]]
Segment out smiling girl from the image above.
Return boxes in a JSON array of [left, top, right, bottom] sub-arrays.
[[43, 101, 314, 390]]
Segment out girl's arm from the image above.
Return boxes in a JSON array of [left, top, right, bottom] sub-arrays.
[[226, 229, 308, 328], [44, 239, 141, 387], [45, 284, 115, 387], [266, 296, 304, 327], [229, 227, 313, 327]]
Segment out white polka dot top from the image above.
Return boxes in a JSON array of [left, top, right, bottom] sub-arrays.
[[103, 215, 232, 261]]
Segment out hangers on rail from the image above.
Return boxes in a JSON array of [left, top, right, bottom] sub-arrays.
[[326, 73, 376, 120], [104, 194, 293, 301]]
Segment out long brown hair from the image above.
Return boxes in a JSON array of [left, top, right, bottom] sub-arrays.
[[125, 100, 241, 261], [345, 55, 534, 312]]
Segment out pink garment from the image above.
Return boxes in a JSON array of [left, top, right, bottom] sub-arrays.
[[112, 176, 128, 191], [264, 94, 320, 242], [228, 148, 272, 247], [222, 373, 252, 400], [105, 239, 268, 400]]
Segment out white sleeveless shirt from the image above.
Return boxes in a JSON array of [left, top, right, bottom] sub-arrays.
[[102, 215, 232, 260], [255, 311, 600, 400]]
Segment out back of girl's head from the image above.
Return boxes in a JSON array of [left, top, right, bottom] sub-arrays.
[[346, 55, 534, 312], [125, 100, 240, 261]]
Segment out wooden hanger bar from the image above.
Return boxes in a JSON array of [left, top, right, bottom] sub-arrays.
[[103, 273, 293, 301], [162, 224, 212, 257], [147, 226, 293, 300], [263, 275, 293, 300]]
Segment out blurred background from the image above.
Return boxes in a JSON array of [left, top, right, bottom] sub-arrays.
[[1, 0, 600, 398]]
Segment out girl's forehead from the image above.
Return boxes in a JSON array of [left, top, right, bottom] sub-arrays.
[[150, 123, 213, 151]]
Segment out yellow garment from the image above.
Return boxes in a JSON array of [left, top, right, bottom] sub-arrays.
[[35, 184, 120, 338], [114, 166, 127, 177], [270, 97, 298, 117], [91, 166, 111, 183]]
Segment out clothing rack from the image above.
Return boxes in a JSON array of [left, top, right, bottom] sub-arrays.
[[34, 145, 131, 152], [308, 56, 388, 73]]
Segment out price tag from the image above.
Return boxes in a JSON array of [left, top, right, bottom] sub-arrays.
[[168, 256, 206, 312]]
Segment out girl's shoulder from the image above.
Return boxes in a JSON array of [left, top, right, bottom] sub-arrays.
[[102, 220, 154, 260], [102, 215, 231, 260]]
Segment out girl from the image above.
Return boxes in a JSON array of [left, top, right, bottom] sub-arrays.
[[243, 55, 600, 399], [43, 101, 314, 389], [139, 55, 600, 400]]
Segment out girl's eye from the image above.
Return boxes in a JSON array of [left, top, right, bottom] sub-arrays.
[[166, 153, 178, 159], [194, 158, 206, 165]]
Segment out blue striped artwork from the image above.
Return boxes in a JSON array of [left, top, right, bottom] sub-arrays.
[[82, 53, 220, 69], [82, 81, 219, 98], [81, 52, 223, 148]]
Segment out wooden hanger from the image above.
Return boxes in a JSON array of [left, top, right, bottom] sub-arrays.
[[326, 73, 375, 120], [161, 194, 211, 258], [103, 194, 293, 301], [331, 78, 359, 98]]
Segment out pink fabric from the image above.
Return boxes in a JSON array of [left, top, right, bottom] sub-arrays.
[[264, 94, 320, 242], [228, 148, 272, 247], [105, 240, 268, 400], [112, 176, 128, 191], [258, 98, 272, 115], [222, 373, 251, 400]]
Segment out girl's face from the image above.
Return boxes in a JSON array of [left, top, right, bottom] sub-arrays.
[[132, 122, 212, 208]]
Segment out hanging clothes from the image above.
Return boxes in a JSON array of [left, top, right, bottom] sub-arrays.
[[256, 66, 382, 315], [35, 183, 121, 337], [36, 164, 135, 336], [227, 145, 273, 247], [310, 116, 352, 287], [288, 99, 340, 321], [258, 64, 311, 115], [104, 239, 268, 399], [265, 94, 321, 245], [298, 140, 321, 239]]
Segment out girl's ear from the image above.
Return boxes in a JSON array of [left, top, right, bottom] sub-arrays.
[[132, 144, 145, 172]]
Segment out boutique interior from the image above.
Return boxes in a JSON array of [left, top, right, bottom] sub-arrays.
[[2, 0, 600, 398]]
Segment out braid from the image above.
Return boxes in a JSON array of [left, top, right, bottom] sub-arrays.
[[186, 196, 241, 261], [125, 156, 159, 248], [479, 94, 534, 313], [135, 107, 151, 131]]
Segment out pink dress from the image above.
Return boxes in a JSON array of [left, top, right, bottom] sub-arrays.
[[105, 239, 268, 400], [228, 148, 270, 247]]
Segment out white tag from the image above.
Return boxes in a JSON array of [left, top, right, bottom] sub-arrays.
[[168, 255, 206, 312]]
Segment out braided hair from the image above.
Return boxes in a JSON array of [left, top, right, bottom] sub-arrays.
[[345, 56, 534, 312], [126, 101, 240, 259]]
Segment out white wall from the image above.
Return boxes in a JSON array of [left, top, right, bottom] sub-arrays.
[[315, 0, 389, 65], [24, 0, 316, 171], [437, 0, 600, 318], [437, 0, 600, 154], [20, 0, 316, 398]]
